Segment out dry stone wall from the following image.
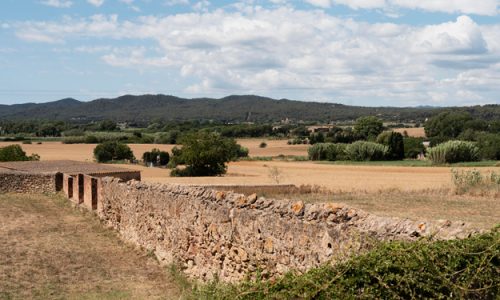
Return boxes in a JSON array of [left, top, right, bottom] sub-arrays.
[[98, 178, 477, 282], [0, 172, 58, 194]]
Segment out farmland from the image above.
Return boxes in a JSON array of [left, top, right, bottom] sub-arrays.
[[0, 139, 477, 191], [1, 140, 499, 229]]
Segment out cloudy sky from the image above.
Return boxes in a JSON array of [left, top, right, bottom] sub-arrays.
[[1, 0, 499, 106]]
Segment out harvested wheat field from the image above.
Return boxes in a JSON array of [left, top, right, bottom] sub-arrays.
[[128, 160, 462, 191], [0, 193, 180, 299], [1, 141, 497, 192], [392, 127, 426, 138], [0, 139, 307, 161]]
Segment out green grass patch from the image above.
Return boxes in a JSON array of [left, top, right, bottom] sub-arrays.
[[193, 228, 500, 299]]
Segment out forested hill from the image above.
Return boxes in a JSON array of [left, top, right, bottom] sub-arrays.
[[0, 94, 498, 123]]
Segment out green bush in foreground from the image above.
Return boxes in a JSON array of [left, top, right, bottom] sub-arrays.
[[193, 229, 499, 299], [345, 141, 388, 161], [427, 140, 480, 164]]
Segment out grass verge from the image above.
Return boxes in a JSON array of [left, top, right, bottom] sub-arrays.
[[0, 193, 180, 299]]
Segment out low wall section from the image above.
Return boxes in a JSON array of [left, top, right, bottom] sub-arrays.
[[97, 178, 476, 282], [0, 171, 59, 194]]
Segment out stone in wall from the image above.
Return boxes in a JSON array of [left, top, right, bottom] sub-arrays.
[[97, 178, 478, 282]]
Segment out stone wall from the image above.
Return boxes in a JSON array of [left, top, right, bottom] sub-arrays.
[[97, 178, 477, 282], [0, 171, 58, 194], [89, 171, 140, 182]]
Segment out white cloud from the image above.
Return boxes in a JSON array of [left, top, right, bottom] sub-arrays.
[[165, 0, 190, 5], [11, 9, 500, 105], [40, 0, 73, 8], [413, 16, 487, 55], [304, 0, 499, 16], [391, 0, 499, 16], [87, 0, 105, 7]]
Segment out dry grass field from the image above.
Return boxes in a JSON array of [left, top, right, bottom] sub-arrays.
[[1, 141, 498, 192], [392, 127, 426, 138], [1, 140, 498, 230], [0, 193, 180, 299]]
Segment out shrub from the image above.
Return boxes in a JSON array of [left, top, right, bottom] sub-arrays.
[[22, 140, 32, 144], [259, 142, 267, 148], [236, 145, 249, 158], [427, 140, 479, 164], [93, 141, 134, 163], [308, 143, 348, 161], [193, 229, 500, 299], [0, 145, 39, 161], [143, 148, 170, 166], [403, 137, 426, 159], [452, 168, 500, 194], [476, 133, 500, 160], [345, 141, 388, 161], [376, 131, 404, 160], [170, 132, 243, 177]]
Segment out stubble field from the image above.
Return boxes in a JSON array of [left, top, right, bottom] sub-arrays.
[[1, 140, 499, 228], [1, 140, 461, 191]]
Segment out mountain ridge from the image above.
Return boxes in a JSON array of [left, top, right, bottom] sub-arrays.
[[0, 94, 498, 123]]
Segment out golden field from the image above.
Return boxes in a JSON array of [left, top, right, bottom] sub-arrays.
[[1, 140, 495, 192], [1, 140, 499, 228], [392, 127, 426, 138]]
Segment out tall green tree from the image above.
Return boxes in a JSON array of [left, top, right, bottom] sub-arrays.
[[376, 131, 404, 160], [424, 112, 472, 143], [170, 132, 245, 176], [354, 116, 384, 140], [93, 141, 134, 163]]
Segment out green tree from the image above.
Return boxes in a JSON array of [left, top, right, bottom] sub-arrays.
[[354, 116, 384, 140], [142, 148, 170, 166], [170, 132, 244, 176], [93, 141, 134, 163], [376, 131, 404, 160], [403, 137, 426, 159], [98, 120, 118, 131], [0, 145, 39, 161], [424, 112, 472, 142]]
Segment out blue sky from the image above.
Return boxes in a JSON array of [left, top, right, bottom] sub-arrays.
[[1, 0, 499, 106]]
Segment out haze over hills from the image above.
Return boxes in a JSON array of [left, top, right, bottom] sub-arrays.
[[0, 94, 499, 123]]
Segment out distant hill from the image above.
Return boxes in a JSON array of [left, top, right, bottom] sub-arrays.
[[0, 94, 498, 123]]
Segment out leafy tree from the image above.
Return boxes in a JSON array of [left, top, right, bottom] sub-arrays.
[[403, 137, 426, 159], [325, 127, 357, 144], [98, 120, 118, 131], [309, 132, 325, 145], [93, 141, 134, 163], [170, 132, 244, 176], [376, 131, 404, 160], [476, 133, 500, 160], [354, 116, 384, 141], [142, 148, 170, 166], [0, 145, 39, 161], [424, 112, 472, 141]]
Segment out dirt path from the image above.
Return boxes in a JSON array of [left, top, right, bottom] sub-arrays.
[[0, 193, 182, 299]]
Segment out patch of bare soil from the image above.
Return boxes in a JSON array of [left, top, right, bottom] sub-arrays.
[[0, 193, 181, 299]]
